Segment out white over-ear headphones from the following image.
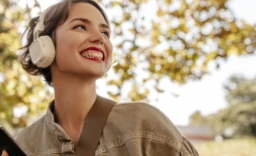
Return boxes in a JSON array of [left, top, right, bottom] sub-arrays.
[[29, 8, 55, 68]]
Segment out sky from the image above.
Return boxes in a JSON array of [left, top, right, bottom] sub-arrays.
[[35, 0, 256, 125]]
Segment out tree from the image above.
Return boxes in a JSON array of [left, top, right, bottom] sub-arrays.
[[224, 76, 256, 106], [1, 0, 256, 130], [96, 0, 256, 101], [189, 110, 208, 126], [221, 75, 256, 136], [0, 0, 52, 130], [189, 75, 256, 137]]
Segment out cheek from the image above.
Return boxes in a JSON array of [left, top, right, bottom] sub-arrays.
[[107, 41, 113, 57], [55, 30, 68, 54], [55, 32, 81, 55], [106, 42, 113, 70], [54, 31, 79, 67], [107, 44, 113, 62]]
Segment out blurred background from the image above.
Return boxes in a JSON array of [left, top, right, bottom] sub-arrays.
[[1, 0, 256, 155]]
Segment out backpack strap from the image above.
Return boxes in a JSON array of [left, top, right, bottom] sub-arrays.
[[75, 95, 116, 156]]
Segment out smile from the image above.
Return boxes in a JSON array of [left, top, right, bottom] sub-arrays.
[[81, 50, 104, 61], [80, 46, 105, 62]]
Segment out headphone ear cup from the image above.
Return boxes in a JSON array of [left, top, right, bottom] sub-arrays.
[[29, 36, 55, 68]]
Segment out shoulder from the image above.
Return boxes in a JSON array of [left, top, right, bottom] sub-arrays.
[[113, 102, 175, 126], [14, 116, 51, 155], [98, 102, 199, 155], [111, 101, 180, 134], [15, 116, 45, 143], [98, 102, 184, 152]]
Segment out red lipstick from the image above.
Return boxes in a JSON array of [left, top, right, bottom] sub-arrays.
[[80, 46, 105, 62]]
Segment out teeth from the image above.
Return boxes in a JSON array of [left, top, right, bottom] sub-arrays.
[[81, 50, 103, 60]]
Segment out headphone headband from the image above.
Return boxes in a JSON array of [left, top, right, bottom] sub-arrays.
[[33, 8, 50, 40], [29, 7, 56, 68]]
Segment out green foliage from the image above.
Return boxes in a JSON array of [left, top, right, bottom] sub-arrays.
[[97, 0, 256, 101], [0, 0, 52, 129], [190, 76, 256, 137], [220, 76, 256, 136], [189, 110, 208, 126], [224, 76, 256, 105]]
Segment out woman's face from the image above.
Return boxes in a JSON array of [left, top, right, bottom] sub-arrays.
[[53, 2, 112, 79]]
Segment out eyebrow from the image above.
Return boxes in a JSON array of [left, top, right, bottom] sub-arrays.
[[69, 18, 110, 29]]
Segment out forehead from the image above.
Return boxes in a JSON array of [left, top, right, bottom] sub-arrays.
[[66, 2, 107, 24]]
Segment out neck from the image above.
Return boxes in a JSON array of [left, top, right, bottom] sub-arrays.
[[52, 77, 97, 144]]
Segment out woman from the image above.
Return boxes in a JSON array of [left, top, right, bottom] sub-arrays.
[[2, 0, 199, 155]]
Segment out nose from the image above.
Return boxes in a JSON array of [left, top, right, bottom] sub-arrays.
[[89, 29, 105, 44]]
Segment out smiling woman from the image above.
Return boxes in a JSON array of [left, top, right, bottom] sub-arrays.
[[1, 0, 199, 156]]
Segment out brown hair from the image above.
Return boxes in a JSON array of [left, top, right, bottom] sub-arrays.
[[20, 0, 109, 86]]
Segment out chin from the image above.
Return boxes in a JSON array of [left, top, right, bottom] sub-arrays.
[[83, 70, 106, 79]]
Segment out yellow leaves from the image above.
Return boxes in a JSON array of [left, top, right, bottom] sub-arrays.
[[0, 4, 4, 14], [151, 30, 160, 44], [177, 49, 186, 60], [227, 34, 237, 42], [154, 84, 164, 93], [0, 0, 52, 129], [172, 1, 187, 18], [227, 46, 239, 56], [0, 33, 11, 46], [179, 18, 189, 33], [241, 29, 251, 37], [17, 83, 27, 97], [107, 91, 120, 100], [123, 12, 131, 20], [230, 22, 238, 33], [157, 9, 165, 17], [128, 28, 136, 34], [174, 73, 183, 84], [111, 1, 122, 6], [0, 112, 6, 119], [6, 80, 16, 96], [0, 53, 52, 128], [180, 0, 188, 11], [4, 8, 13, 19], [215, 0, 226, 7], [0, 27, 21, 50], [165, 0, 173, 5], [130, 0, 148, 3], [167, 27, 176, 36], [2, 20, 12, 28], [201, 51, 218, 72], [205, 51, 218, 62], [128, 84, 149, 101], [29, 96, 38, 113], [107, 79, 122, 86]]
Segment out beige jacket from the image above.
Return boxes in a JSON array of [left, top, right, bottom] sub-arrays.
[[15, 99, 199, 156]]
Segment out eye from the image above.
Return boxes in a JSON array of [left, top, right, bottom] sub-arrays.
[[73, 25, 86, 30], [101, 31, 110, 38]]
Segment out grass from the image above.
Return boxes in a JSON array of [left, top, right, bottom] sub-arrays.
[[194, 137, 256, 156]]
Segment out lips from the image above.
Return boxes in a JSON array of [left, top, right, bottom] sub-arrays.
[[80, 47, 105, 61]]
